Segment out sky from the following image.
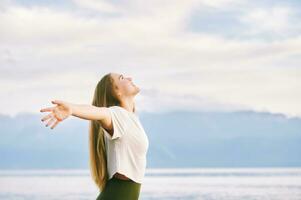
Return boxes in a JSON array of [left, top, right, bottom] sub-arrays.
[[0, 0, 300, 118]]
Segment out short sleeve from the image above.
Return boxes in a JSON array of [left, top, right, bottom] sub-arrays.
[[101, 106, 129, 140]]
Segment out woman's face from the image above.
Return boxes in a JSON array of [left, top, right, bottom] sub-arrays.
[[111, 73, 140, 98]]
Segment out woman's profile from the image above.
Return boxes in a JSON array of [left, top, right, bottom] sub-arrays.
[[40, 72, 149, 200]]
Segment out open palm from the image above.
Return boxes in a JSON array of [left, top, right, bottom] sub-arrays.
[[40, 100, 72, 129]]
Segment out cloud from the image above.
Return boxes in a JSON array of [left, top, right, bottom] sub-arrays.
[[136, 67, 301, 118], [0, 0, 300, 118], [137, 87, 252, 114], [72, 0, 120, 13], [187, 1, 301, 41], [239, 6, 298, 36]]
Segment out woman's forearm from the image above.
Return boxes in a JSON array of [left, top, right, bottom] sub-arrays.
[[70, 103, 106, 121]]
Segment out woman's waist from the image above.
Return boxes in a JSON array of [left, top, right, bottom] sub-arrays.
[[113, 172, 131, 181], [111, 173, 142, 186]]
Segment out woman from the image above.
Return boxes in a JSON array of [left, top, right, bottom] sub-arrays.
[[40, 72, 149, 200]]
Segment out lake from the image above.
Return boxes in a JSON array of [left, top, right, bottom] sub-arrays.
[[0, 168, 300, 200]]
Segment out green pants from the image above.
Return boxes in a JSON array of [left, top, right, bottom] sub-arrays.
[[96, 177, 142, 200]]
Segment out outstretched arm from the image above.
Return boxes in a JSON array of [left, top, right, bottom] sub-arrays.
[[70, 103, 109, 121], [40, 100, 110, 129]]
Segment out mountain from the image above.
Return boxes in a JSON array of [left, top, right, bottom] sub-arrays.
[[0, 110, 300, 169]]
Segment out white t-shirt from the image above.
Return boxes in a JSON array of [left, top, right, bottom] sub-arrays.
[[101, 106, 149, 184]]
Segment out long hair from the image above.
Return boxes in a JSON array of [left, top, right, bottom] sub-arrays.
[[89, 73, 121, 192]]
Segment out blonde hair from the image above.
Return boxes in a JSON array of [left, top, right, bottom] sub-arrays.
[[89, 73, 120, 191]]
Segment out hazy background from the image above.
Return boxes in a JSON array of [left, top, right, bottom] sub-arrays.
[[0, 0, 300, 169]]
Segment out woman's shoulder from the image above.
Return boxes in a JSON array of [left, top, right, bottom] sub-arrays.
[[108, 106, 131, 116], [109, 105, 125, 112], [109, 106, 139, 119], [109, 106, 135, 113]]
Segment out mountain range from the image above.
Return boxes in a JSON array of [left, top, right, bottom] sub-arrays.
[[0, 109, 300, 169]]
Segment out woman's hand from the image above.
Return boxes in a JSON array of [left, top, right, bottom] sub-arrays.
[[40, 100, 73, 129]]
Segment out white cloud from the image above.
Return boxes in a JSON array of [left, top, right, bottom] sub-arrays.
[[137, 87, 253, 114], [72, 0, 120, 13], [239, 6, 296, 35], [198, 0, 245, 8], [0, 0, 300, 118], [135, 67, 300, 118]]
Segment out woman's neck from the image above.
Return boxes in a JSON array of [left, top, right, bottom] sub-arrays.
[[120, 97, 135, 113]]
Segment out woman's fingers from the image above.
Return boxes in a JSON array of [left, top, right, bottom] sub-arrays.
[[41, 114, 60, 129], [41, 113, 53, 122], [46, 117, 56, 127], [50, 120, 60, 129], [52, 100, 64, 105], [40, 100, 67, 130], [40, 107, 54, 112]]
